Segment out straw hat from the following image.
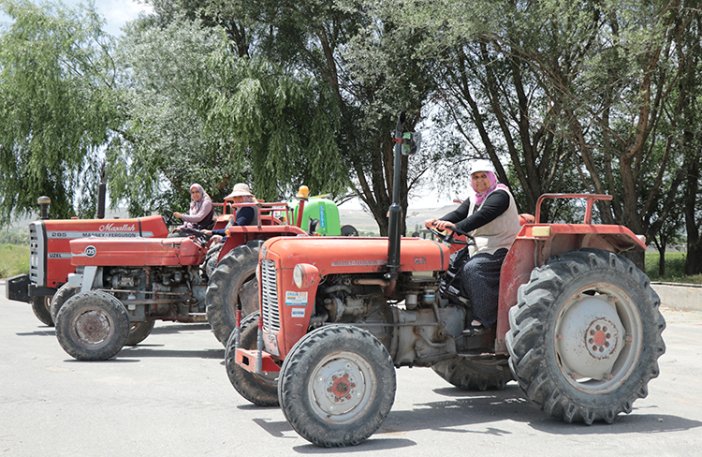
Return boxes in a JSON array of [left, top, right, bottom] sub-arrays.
[[225, 183, 253, 199]]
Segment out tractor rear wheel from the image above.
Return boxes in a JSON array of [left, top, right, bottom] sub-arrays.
[[431, 355, 512, 390], [278, 325, 396, 447], [506, 249, 666, 424], [206, 240, 262, 344], [224, 312, 279, 406], [55, 291, 130, 361], [125, 320, 155, 346], [50, 283, 78, 323], [31, 296, 54, 327]]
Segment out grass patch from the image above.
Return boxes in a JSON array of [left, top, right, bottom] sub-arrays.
[[645, 251, 702, 285], [0, 243, 29, 279]]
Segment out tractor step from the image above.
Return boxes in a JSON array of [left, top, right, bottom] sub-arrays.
[[455, 326, 497, 354]]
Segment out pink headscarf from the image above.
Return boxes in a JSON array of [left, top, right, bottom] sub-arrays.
[[471, 171, 508, 206]]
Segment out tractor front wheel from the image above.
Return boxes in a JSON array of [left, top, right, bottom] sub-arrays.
[[55, 291, 130, 361], [125, 320, 155, 346], [50, 283, 78, 323], [278, 325, 396, 447], [31, 296, 54, 327], [224, 312, 279, 406], [506, 249, 666, 424], [206, 240, 262, 344]]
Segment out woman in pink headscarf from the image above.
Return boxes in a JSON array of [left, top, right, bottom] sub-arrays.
[[424, 159, 520, 331], [173, 183, 215, 231]]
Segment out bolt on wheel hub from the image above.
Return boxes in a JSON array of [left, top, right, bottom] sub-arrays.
[[586, 318, 619, 358]]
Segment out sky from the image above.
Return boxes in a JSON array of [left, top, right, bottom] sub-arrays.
[[69, 0, 153, 36]]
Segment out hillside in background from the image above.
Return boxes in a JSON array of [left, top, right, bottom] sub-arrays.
[[339, 204, 460, 236]]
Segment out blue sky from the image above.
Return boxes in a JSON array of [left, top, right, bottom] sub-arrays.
[[0, 1, 152, 36], [62, 0, 152, 35]]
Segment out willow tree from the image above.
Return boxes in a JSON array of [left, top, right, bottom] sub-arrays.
[[109, 13, 348, 215], [0, 0, 119, 220], [143, 0, 435, 235]]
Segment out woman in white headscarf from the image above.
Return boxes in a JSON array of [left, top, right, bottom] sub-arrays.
[[174, 183, 214, 231], [424, 159, 521, 330]]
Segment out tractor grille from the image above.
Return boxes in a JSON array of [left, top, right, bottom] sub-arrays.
[[260, 259, 280, 332], [28, 222, 45, 286]]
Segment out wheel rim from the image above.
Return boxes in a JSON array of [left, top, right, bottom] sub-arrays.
[[308, 351, 375, 424], [74, 308, 114, 346], [555, 282, 643, 394]]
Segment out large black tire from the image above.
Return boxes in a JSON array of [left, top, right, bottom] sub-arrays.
[[431, 355, 513, 390], [55, 291, 130, 361], [206, 240, 262, 344], [204, 243, 223, 279], [125, 320, 156, 346], [31, 296, 54, 327], [50, 283, 78, 323], [224, 312, 279, 406], [506, 249, 666, 424], [278, 325, 396, 447]]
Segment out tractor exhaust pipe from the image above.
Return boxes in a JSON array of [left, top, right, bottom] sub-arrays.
[[96, 162, 106, 219], [386, 112, 406, 283]]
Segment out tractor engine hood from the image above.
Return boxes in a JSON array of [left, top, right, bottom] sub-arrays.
[[263, 236, 451, 274], [70, 237, 206, 267]]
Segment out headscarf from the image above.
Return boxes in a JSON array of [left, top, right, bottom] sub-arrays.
[[188, 183, 211, 215], [471, 171, 508, 207]]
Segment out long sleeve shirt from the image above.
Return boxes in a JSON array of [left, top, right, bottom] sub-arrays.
[[441, 190, 510, 234], [180, 198, 213, 224]]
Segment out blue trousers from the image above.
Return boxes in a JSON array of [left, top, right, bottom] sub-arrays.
[[459, 248, 507, 327]]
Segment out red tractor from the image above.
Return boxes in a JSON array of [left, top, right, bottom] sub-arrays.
[[52, 198, 356, 360], [52, 201, 308, 360], [226, 115, 666, 447], [5, 213, 170, 326]]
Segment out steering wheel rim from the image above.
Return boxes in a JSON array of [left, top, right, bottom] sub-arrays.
[[428, 227, 473, 245]]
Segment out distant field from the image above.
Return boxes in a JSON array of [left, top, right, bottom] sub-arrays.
[[0, 244, 29, 279]]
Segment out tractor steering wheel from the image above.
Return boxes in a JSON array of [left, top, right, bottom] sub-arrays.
[[429, 227, 474, 246]]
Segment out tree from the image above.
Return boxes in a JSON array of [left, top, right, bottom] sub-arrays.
[[0, 0, 119, 220], [109, 13, 348, 215], [144, 0, 436, 235]]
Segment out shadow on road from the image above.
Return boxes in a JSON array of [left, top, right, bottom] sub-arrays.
[[117, 346, 224, 359], [251, 418, 416, 453], [16, 328, 55, 337], [249, 383, 702, 451], [151, 323, 211, 334]]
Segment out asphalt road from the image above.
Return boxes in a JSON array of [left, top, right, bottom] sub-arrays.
[[2, 285, 701, 457]]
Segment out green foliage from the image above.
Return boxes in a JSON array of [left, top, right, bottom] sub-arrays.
[[645, 251, 702, 285], [109, 14, 348, 215], [0, 243, 29, 278], [0, 0, 120, 221]]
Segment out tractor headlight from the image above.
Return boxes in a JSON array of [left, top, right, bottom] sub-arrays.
[[293, 263, 320, 289]]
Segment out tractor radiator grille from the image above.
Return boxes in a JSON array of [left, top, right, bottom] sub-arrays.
[[260, 259, 280, 332], [28, 222, 45, 286]]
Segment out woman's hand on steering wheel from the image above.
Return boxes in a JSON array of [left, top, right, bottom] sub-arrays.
[[428, 224, 474, 246]]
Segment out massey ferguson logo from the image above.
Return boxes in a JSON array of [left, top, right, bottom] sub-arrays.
[[99, 223, 136, 232]]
